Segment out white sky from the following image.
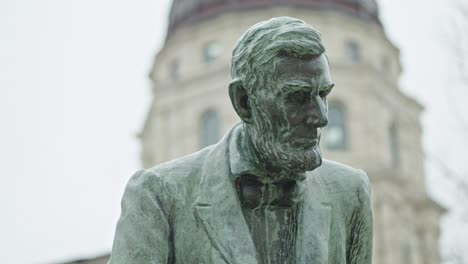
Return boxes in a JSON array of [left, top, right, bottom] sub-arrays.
[[1, 0, 467, 263]]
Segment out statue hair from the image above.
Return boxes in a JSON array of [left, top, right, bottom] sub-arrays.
[[230, 16, 325, 97]]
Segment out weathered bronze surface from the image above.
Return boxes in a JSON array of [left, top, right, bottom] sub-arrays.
[[110, 17, 373, 264]]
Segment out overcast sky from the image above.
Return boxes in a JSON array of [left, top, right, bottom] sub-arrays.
[[1, 0, 467, 263]]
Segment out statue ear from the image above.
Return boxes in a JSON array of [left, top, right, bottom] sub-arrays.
[[229, 79, 253, 124]]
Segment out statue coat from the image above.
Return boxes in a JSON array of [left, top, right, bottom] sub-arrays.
[[109, 125, 373, 264]]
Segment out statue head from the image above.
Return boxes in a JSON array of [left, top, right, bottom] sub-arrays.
[[229, 17, 334, 180]]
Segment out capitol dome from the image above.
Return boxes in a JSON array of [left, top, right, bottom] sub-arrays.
[[167, 0, 380, 38]]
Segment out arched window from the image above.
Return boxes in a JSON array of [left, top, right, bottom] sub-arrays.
[[201, 110, 221, 147], [381, 55, 390, 72], [203, 41, 223, 64], [346, 40, 361, 64], [389, 121, 399, 167], [325, 101, 347, 150], [170, 59, 180, 80], [401, 243, 412, 264]]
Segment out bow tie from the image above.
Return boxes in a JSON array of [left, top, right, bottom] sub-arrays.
[[235, 174, 305, 209]]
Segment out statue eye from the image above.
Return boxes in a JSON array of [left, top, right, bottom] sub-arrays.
[[287, 91, 308, 104], [319, 84, 334, 98], [319, 89, 331, 98]]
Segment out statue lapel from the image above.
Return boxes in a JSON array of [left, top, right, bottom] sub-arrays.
[[193, 133, 258, 264], [296, 171, 332, 264]]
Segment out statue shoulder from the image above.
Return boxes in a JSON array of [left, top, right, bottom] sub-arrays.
[[309, 159, 371, 203], [147, 146, 214, 185], [315, 159, 369, 186], [123, 146, 215, 205]]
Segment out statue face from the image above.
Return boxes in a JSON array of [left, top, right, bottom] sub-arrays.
[[246, 54, 334, 177]]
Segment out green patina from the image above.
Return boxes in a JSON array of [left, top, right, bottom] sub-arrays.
[[110, 16, 373, 264]]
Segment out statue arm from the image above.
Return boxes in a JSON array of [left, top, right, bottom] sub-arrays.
[[109, 169, 173, 264], [346, 170, 373, 264]]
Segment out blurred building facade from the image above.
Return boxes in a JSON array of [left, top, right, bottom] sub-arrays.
[[140, 0, 445, 263], [61, 255, 109, 264]]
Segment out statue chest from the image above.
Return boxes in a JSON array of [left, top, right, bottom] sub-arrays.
[[243, 205, 300, 264]]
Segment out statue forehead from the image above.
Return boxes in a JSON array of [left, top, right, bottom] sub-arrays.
[[247, 56, 332, 100], [275, 54, 329, 78]]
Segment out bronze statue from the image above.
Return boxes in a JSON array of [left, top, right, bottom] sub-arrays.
[[110, 16, 373, 264]]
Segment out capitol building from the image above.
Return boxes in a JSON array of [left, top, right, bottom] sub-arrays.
[[67, 0, 445, 263], [138, 0, 445, 264]]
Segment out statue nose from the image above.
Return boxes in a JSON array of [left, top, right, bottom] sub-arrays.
[[306, 95, 328, 127]]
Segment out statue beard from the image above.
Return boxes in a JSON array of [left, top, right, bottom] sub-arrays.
[[245, 106, 323, 181]]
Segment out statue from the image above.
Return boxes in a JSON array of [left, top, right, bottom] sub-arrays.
[[109, 17, 373, 264]]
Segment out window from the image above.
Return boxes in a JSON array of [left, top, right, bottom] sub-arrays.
[[201, 110, 221, 147], [381, 56, 390, 72], [325, 101, 347, 150], [389, 121, 399, 167], [203, 41, 223, 63], [401, 243, 412, 264], [170, 59, 180, 80], [346, 40, 361, 63]]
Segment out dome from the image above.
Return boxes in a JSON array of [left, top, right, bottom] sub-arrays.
[[167, 0, 381, 38]]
